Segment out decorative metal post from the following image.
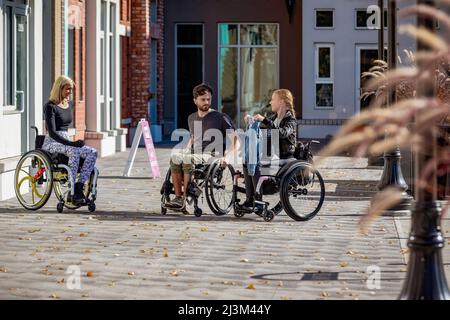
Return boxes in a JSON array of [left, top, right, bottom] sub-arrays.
[[377, 0, 412, 214], [285, 0, 295, 24], [399, 0, 450, 300], [378, 0, 384, 61]]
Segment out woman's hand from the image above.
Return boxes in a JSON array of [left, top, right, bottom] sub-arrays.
[[253, 114, 265, 122], [73, 140, 85, 148]]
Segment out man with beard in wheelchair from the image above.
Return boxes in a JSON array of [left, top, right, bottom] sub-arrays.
[[167, 83, 240, 209]]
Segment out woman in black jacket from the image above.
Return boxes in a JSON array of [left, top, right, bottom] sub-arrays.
[[240, 89, 297, 212]]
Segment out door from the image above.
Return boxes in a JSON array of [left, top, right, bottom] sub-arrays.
[[175, 24, 204, 130]]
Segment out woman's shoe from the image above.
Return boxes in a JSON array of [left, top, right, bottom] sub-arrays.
[[73, 182, 86, 205]]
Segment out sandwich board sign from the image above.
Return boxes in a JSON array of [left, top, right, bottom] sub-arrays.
[[123, 119, 161, 178]]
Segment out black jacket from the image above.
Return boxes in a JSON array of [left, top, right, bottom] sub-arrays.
[[261, 111, 297, 159]]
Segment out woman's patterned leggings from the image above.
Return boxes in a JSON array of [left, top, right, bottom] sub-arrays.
[[42, 133, 98, 184]]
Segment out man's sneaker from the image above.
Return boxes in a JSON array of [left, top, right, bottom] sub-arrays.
[[168, 196, 184, 208]]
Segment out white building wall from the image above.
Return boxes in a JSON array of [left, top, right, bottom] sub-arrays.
[[85, 0, 126, 157], [0, 0, 43, 200], [302, 0, 417, 139]]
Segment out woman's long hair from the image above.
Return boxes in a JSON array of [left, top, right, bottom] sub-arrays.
[[49, 75, 74, 104], [273, 89, 296, 118]]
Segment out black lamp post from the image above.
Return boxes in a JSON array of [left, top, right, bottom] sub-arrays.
[[285, 0, 295, 24], [377, 0, 412, 214], [398, 0, 450, 300]]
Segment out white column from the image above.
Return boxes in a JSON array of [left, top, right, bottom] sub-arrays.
[[114, 1, 121, 130], [86, 0, 101, 132], [104, 0, 110, 132], [0, 3, 4, 118], [29, 0, 43, 135]]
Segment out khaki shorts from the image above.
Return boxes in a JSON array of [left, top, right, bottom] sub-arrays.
[[170, 149, 213, 174]]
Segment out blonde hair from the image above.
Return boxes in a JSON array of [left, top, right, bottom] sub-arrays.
[[273, 89, 296, 118], [49, 75, 74, 104]]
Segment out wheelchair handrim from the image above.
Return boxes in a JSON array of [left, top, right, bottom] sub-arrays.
[[14, 150, 53, 211], [281, 163, 325, 221]]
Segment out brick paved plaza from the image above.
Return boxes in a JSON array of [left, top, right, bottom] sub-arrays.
[[0, 147, 448, 300]]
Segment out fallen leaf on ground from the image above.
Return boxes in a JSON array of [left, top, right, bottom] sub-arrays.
[[79, 233, 87, 237], [340, 262, 349, 268], [321, 291, 330, 297], [50, 293, 60, 299], [86, 272, 94, 277], [246, 283, 256, 290], [128, 272, 135, 276], [28, 229, 41, 233], [240, 258, 249, 263]]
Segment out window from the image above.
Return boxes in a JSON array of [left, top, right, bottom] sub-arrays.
[[315, 44, 334, 108], [356, 9, 388, 29], [176, 24, 204, 130], [218, 23, 279, 128], [315, 9, 334, 28], [99, 0, 117, 131], [3, 1, 28, 111]]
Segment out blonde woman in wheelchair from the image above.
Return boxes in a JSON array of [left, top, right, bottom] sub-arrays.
[[41, 76, 98, 205]]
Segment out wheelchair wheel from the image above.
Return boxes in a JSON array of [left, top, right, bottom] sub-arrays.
[[53, 172, 92, 210], [205, 163, 235, 215], [14, 150, 54, 211], [280, 162, 325, 221]]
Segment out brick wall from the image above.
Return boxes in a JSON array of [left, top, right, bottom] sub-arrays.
[[156, 0, 164, 125], [129, 0, 151, 127]]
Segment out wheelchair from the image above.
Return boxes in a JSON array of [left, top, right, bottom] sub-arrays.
[[160, 155, 235, 217], [14, 126, 99, 213], [232, 140, 326, 222]]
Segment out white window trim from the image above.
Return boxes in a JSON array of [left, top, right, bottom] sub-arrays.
[[217, 23, 280, 127], [314, 43, 334, 109], [314, 8, 335, 30], [2, 1, 29, 114]]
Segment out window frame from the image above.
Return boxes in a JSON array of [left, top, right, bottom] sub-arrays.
[[314, 43, 335, 109], [355, 8, 388, 30], [314, 8, 335, 30], [2, 0, 29, 113]]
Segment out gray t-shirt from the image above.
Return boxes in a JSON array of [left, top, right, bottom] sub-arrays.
[[188, 110, 235, 155]]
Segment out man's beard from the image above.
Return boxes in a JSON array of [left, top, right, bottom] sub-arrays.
[[199, 105, 210, 112]]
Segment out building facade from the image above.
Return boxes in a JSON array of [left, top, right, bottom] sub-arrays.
[[163, 0, 302, 136], [0, 0, 43, 200], [300, 0, 420, 138], [0, 0, 161, 200]]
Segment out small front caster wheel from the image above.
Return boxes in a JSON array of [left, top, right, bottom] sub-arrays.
[[88, 202, 96, 213], [263, 210, 274, 222], [234, 210, 245, 218], [161, 206, 167, 215], [57, 202, 64, 213], [194, 208, 203, 217]]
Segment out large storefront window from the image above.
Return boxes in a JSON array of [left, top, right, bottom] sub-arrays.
[[3, 0, 28, 111], [219, 23, 279, 128]]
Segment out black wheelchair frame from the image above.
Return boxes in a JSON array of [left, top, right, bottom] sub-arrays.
[[160, 141, 325, 222]]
